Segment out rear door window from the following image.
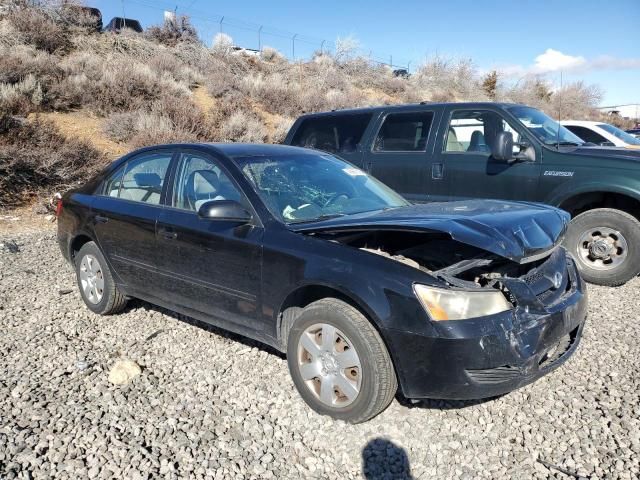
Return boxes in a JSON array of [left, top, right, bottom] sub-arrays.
[[102, 164, 126, 197], [290, 114, 372, 154], [373, 112, 434, 152], [116, 152, 172, 204]]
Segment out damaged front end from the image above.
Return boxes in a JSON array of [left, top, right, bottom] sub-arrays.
[[295, 206, 587, 400]]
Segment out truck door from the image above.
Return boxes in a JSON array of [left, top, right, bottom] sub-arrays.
[[287, 113, 373, 169], [365, 109, 447, 202], [433, 107, 541, 201]]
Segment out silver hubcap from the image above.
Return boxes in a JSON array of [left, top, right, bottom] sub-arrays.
[[79, 254, 104, 304], [577, 227, 628, 271], [297, 323, 362, 408]]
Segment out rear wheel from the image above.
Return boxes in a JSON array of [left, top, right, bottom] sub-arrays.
[[286, 298, 397, 423], [75, 241, 127, 314], [564, 208, 640, 286]]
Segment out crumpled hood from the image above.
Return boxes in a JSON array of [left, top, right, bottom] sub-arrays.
[[291, 200, 570, 263]]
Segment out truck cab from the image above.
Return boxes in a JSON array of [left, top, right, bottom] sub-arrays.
[[284, 102, 640, 286]]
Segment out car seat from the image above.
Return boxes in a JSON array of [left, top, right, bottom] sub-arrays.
[[467, 130, 490, 152], [185, 169, 223, 211], [446, 128, 464, 152]]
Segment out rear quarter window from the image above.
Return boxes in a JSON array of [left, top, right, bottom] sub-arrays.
[[290, 114, 372, 154]]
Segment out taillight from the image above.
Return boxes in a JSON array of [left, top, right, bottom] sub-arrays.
[[55, 198, 63, 217]]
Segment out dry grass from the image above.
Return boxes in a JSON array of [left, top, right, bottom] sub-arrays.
[[0, 115, 105, 208], [145, 15, 199, 47], [5, 7, 72, 54]]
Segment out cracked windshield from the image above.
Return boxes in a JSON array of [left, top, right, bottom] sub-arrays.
[[235, 152, 408, 223]]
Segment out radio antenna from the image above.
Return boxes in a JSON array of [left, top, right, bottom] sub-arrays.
[[556, 70, 563, 148]]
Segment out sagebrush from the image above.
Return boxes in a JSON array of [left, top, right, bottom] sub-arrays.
[[0, 2, 622, 207]]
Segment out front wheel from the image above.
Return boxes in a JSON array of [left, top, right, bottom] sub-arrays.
[[564, 208, 640, 287], [286, 298, 397, 423]]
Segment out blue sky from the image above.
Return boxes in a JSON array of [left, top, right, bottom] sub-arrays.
[[93, 0, 639, 106]]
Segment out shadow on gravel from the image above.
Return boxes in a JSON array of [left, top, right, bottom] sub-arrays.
[[362, 438, 413, 479], [124, 299, 285, 359], [395, 393, 502, 410]]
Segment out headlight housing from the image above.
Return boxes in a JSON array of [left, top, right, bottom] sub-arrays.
[[413, 284, 512, 321]]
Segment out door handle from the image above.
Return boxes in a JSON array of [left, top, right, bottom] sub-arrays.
[[432, 163, 444, 180], [94, 215, 109, 224]]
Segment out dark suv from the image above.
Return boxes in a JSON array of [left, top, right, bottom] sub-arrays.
[[284, 103, 640, 286]]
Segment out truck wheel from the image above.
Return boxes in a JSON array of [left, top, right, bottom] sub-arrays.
[[564, 208, 640, 286], [75, 241, 128, 314], [286, 298, 397, 423]]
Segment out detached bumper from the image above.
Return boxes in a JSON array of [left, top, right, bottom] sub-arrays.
[[386, 256, 588, 400]]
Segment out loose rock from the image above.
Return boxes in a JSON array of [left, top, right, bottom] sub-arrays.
[[1, 229, 639, 479]]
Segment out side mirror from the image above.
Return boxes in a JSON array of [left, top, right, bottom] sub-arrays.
[[197, 200, 252, 223], [600, 141, 616, 147], [491, 131, 514, 162]]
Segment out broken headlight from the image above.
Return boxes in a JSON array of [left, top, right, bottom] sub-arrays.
[[413, 284, 512, 321]]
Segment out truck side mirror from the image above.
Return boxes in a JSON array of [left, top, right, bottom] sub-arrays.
[[492, 131, 514, 162]]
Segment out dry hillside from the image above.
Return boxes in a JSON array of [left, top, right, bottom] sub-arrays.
[[0, 2, 609, 209]]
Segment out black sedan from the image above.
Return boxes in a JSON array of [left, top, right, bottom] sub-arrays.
[[57, 143, 587, 423]]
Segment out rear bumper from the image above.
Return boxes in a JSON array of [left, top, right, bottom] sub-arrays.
[[385, 258, 588, 400]]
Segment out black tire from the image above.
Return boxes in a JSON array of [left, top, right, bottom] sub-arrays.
[[75, 241, 128, 315], [286, 298, 397, 423], [563, 208, 640, 287]]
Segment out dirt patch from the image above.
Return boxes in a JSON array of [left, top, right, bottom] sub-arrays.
[[0, 205, 54, 235], [28, 111, 128, 159], [191, 87, 217, 115], [360, 87, 396, 105]]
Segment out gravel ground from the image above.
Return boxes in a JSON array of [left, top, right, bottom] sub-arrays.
[[1, 230, 639, 479]]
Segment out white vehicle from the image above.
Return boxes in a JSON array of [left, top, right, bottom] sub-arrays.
[[561, 120, 640, 150]]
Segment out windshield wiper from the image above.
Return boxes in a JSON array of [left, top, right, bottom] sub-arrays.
[[547, 141, 582, 147], [288, 213, 347, 224]]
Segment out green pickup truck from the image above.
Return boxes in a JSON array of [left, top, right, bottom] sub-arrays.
[[284, 102, 640, 286]]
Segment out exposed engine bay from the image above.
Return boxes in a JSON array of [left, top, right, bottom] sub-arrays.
[[320, 230, 561, 297]]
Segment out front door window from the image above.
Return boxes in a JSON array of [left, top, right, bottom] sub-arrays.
[[172, 153, 244, 211], [444, 110, 521, 155]]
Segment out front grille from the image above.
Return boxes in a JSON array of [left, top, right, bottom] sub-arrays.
[[519, 248, 572, 306]]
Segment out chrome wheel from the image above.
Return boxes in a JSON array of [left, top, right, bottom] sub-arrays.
[[297, 323, 362, 408], [79, 254, 104, 304], [577, 226, 628, 271]]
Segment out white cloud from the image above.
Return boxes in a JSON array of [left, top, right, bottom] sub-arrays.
[[497, 49, 640, 78], [532, 49, 586, 73]]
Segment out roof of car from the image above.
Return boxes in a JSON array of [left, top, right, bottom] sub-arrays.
[[208, 143, 310, 157], [560, 120, 604, 127], [296, 102, 527, 117]]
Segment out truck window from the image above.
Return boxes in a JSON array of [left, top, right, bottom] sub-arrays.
[[373, 112, 434, 152], [290, 114, 372, 154], [445, 110, 520, 154]]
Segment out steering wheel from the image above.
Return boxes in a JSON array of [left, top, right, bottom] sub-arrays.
[[323, 192, 350, 208]]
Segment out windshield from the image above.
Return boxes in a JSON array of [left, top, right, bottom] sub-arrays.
[[507, 106, 585, 146], [597, 123, 640, 145], [233, 151, 409, 224]]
